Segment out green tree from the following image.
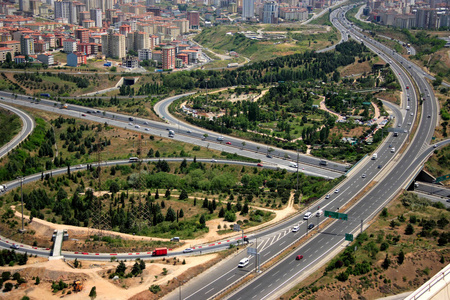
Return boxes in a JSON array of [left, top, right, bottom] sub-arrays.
[[131, 262, 142, 276], [397, 250, 405, 264], [199, 214, 206, 227], [35, 276, 40, 285], [381, 254, 391, 270], [155, 189, 159, 199], [179, 209, 184, 218], [224, 210, 236, 222], [218, 207, 225, 218], [179, 189, 188, 200], [89, 286, 97, 300], [165, 189, 171, 199], [405, 224, 414, 235], [109, 182, 120, 194], [241, 203, 249, 215], [116, 261, 126, 276], [165, 207, 176, 222]]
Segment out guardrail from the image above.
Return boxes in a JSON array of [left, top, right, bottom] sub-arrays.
[[405, 263, 450, 300]]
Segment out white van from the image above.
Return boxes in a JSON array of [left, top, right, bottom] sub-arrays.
[[406, 106, 410, 110], [316, 210, 323, 217], [292, 225, 299, 232], [289, 162, 298, 168], [238, 257, 249, 268], [303, 212, 312, 220]]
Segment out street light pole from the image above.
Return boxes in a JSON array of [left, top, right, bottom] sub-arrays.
[[18, 176, 24, 233]]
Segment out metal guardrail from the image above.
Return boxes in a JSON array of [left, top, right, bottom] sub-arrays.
[[405, 263, 450, 300]]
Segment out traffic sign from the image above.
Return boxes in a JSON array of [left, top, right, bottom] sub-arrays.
[[325, 211, 348, 221], [247, 247, 257, 255], [345, 233, 353, 241], [436, 174, 450, 183], [233, 224, 241, 231]]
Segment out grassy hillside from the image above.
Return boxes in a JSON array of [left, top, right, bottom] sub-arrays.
[[0, 108, 22, 148]]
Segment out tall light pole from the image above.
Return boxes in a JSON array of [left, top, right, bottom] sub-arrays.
[[205, 78, 209, 107], [17, 176, 25, 233]]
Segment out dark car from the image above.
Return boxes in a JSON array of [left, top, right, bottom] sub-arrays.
[[378, 165, 382, 169], [308, 224, 315, 230], [267, 154, 272, 158]]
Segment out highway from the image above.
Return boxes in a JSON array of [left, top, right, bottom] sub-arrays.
[[164, 4, 441, 300], [0, 4, 443, 299], [154, 95, 351, 174], [0, 102, 35, 160], [0, 93, 345, 179]]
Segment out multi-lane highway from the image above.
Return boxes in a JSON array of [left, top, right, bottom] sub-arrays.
[[163, 5, 442, 300], [0, 102, 35, 159], [0, 92, 346, 179]]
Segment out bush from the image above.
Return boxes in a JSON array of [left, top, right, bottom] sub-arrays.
[[336, 271, 349, 282], [149, 284, 161, 294], [380, 242, 389, 251], [405, 224, 414, 235], [3, 282, 13, 292]]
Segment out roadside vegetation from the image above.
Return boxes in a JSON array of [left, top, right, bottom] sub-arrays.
[[284, 192, 450, 299], [0, 108, 21, 148]]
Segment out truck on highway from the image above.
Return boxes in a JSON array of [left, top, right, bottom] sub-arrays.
[[227, 63, 238, 68], [372, 153, 378, 160], [152, 247, 168, 256], [40, 93, 50, 98], [0, 184, 7, 193]]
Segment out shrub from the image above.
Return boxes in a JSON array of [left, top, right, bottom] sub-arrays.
[[149, 285, 161, 294]]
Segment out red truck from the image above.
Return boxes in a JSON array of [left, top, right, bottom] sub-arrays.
[[152, 248, 168, 256]]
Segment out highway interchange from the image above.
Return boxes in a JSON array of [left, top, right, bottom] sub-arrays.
[[0, 3, 446, 299]]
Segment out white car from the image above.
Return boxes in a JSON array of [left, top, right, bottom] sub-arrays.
[[325, 194, 330, 199], [211, 159, 217, 163], [335, 189, 340, 193], [76, 164, 85, 169], [292, 225, 299, 232], [128, 122, 133, 126], [183, 248, 193, 253], [362, 174, 366, 178], [10, 244, 19, 249], [143, 121, 149, 125], [145, 128, 150, 131], [303, 212, 312, 220]]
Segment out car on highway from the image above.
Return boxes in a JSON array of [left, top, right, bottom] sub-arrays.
[[267, 154, 272, 158], [295, 255, 303, 260], [378, 165, 383, 169], [76, 164, 85, 169], [145, 128, 149, 131], [187, 130, 191, 133], [428, 115, 431, 118], [308, 224, 315, 230], [226, 142, 231, 145], [411, 113, 414, 116], [238, 258, 249, 268], [303, 212, 312, 220], [257, 163, 263, 167], [81, 114, 86, 116], [292, 225, 299, 232], [128, 122, 133, 126], [211, 159, 217, 163], [434, 144, 438, 148], [446, 199, 450, 203], [10, 244, 19, 250], [325, 194, 330, 199], [391, 148, 395, 153], [96, 110, 101, 113], [143, 121, 148, 125], [335, 189, 340, 193], [362, 174, 366, 178], [183, 248, 193, 253], [406, 86, 409, 89]]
